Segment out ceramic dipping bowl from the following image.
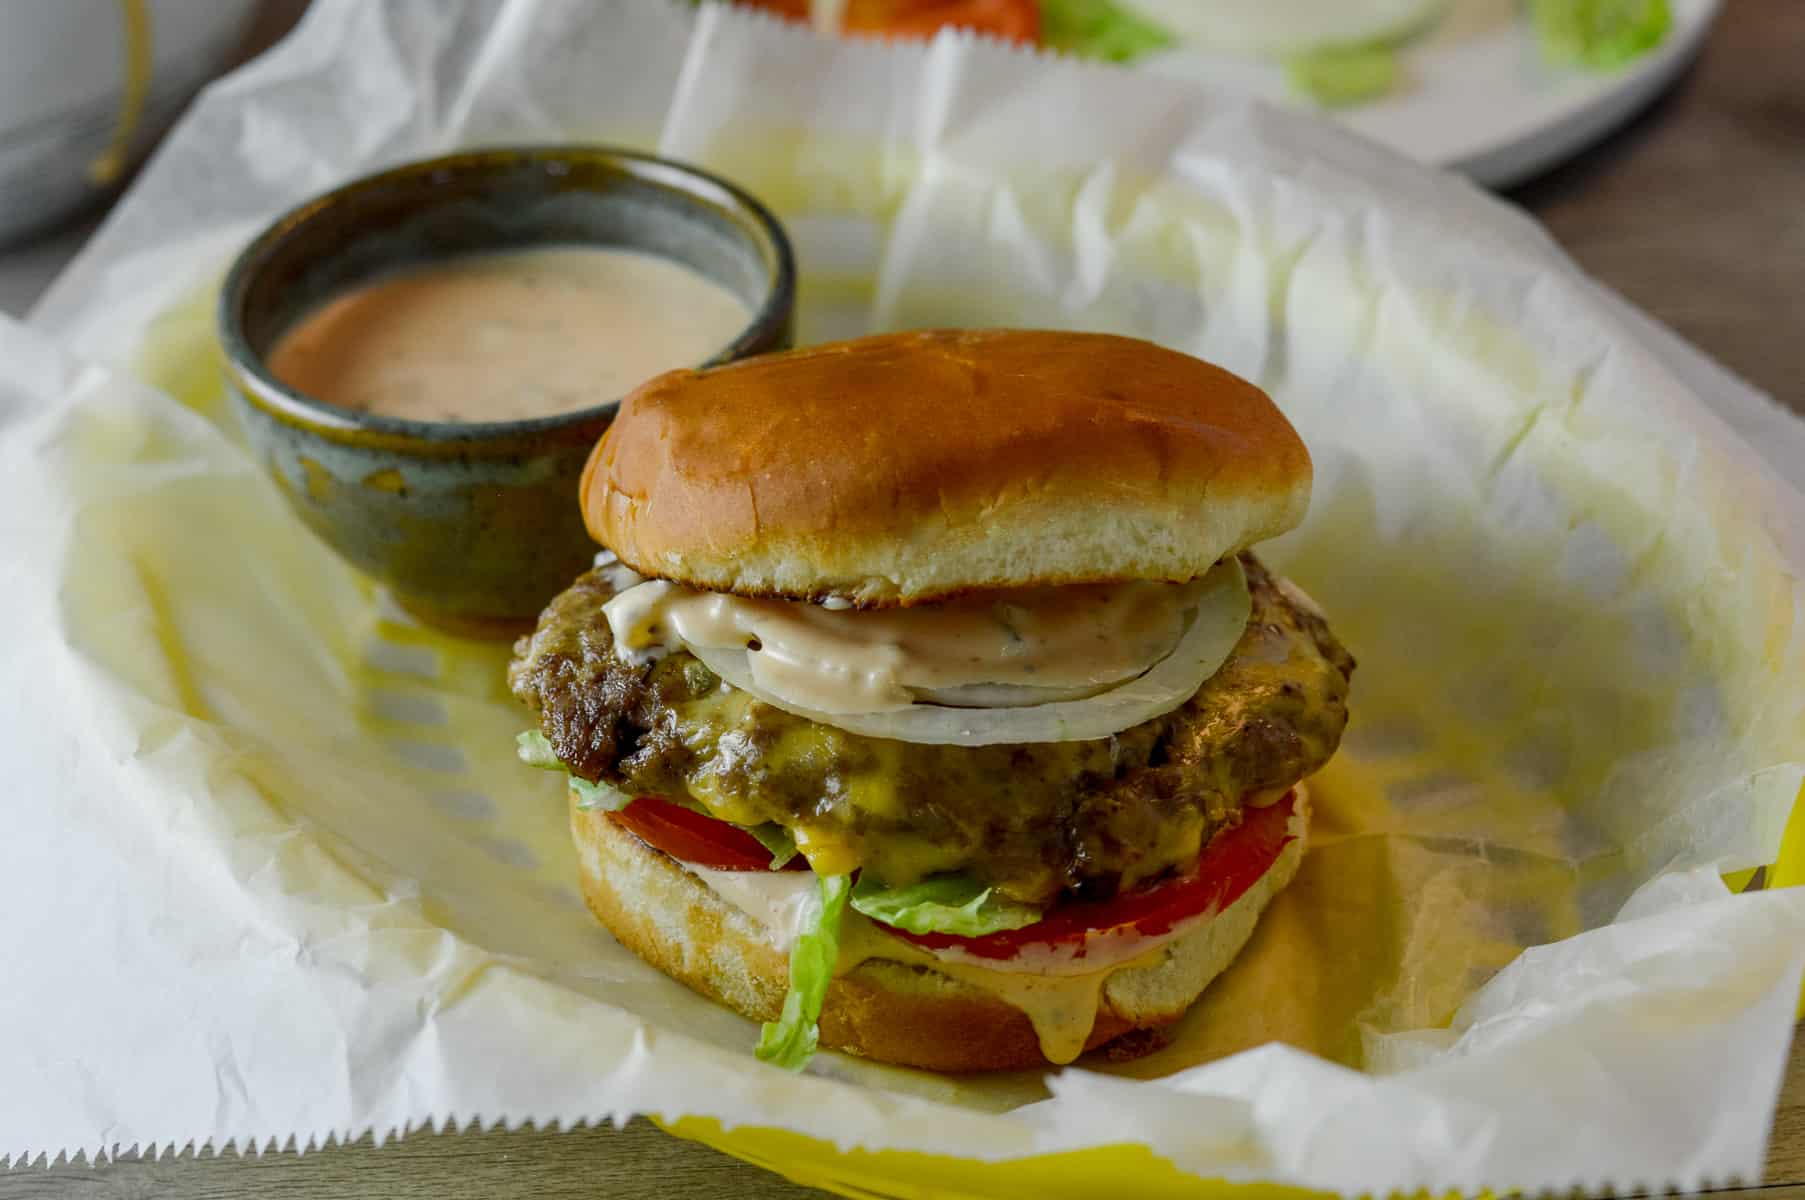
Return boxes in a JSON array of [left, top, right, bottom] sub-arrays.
[[218, 144, 795, 637]]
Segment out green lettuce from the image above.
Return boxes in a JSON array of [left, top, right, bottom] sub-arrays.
[[567, 775, 633, 812], [515, 729, 561, 769], [1286, 44, 1400, 107], [1039, 0, 1174, 63], [756, 874, 852, 1070], [849, 872, 1043, 937], [515, 730, 633, 812], [1531, 0, 1671, 69], [748, 823, 800, 870]]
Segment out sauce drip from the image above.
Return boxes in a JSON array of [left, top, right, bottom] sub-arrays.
[[267, 246, 751, 423], [603, 574, 1203, 715]]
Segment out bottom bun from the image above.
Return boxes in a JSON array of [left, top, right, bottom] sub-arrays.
[[571, 787, 1309, 1072]]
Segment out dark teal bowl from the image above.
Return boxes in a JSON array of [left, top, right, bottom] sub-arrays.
[[218, 145, 795, 637]]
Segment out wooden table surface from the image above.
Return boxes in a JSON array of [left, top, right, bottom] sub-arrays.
[[5, 1, 1802, 1196]]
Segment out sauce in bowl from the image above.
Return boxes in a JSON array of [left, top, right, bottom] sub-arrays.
[[267, 245, 752, 423]]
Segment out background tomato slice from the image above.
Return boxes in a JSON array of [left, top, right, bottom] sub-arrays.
[[890, 789, 1299, 959], [610, 797, 805, 872], [736, 0, 1039, 44]]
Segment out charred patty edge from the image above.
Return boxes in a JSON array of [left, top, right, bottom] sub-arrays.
[[510, 553, 1354, 904]]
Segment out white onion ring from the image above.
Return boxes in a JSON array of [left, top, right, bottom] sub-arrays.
[[688, 559, 1250, 746], [911, 680, 1115, 708]]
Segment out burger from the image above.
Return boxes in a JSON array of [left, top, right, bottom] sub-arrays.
[[509, 329, 1354, 1072]]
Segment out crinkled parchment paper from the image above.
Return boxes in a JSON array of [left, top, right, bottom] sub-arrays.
[[4, 1, 1804, 1194]]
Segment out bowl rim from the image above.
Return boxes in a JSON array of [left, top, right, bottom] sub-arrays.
[[217, 142, 796, 443]]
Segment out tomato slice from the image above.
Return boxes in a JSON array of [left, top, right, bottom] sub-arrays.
[[610, 796, 805, 872], [736, 0, 1039, 45], [615, 786, 1296, 944], [889, 789, 1299, 959]]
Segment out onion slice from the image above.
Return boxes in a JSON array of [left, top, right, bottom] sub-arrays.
[[688, 558, 1250, 746], [910, 680, 1116, 708]]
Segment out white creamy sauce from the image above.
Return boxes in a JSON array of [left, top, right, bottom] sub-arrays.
[[684, 863, 823, 954], [901, 909, 1219, 977], [682, 865, 1187, 1065], [267, 245, 750, 423], [602, 575, 1204, 716]]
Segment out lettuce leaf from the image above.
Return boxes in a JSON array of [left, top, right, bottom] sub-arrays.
[[1531, 0, 1671, 70], [756, 874, 851, 1070], [1040, 0, 1175, 63], [515, 729, 561, 769], [568, 775, 634, 812], [1286, 44, 1400, 107], [748, 823, 800, 870], [515, 729, 633, 812], [849, 872, 1043, 937]]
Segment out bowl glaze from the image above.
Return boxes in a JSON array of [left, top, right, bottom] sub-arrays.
[[218, 145, 794, 636]]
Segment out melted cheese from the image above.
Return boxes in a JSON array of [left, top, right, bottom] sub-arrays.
[[603, 574, 1202, 716]]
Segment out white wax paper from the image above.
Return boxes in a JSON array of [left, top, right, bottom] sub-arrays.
[[3, 2, 1804, 1194]]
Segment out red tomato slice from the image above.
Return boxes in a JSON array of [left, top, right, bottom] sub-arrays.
[[889, 789, 1299, 959], [610, 796, 806, 872], [737, 0, 1039, 45]]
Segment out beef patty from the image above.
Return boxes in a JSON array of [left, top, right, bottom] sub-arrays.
[[509, 554, 1354, 906]]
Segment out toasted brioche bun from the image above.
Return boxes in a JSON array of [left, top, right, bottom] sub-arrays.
[[571, 787, 1308, 1072], [583, 329, 1311, 606]]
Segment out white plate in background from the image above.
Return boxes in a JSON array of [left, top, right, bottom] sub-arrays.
[[1135, 0, 1719, 188]]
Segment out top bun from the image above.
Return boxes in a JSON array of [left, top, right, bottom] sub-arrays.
[[582, 329, 1311, 605]]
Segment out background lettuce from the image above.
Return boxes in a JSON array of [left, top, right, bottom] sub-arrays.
[[1039, 0, 1175, 63], [1531, 0, 1672, 69]]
